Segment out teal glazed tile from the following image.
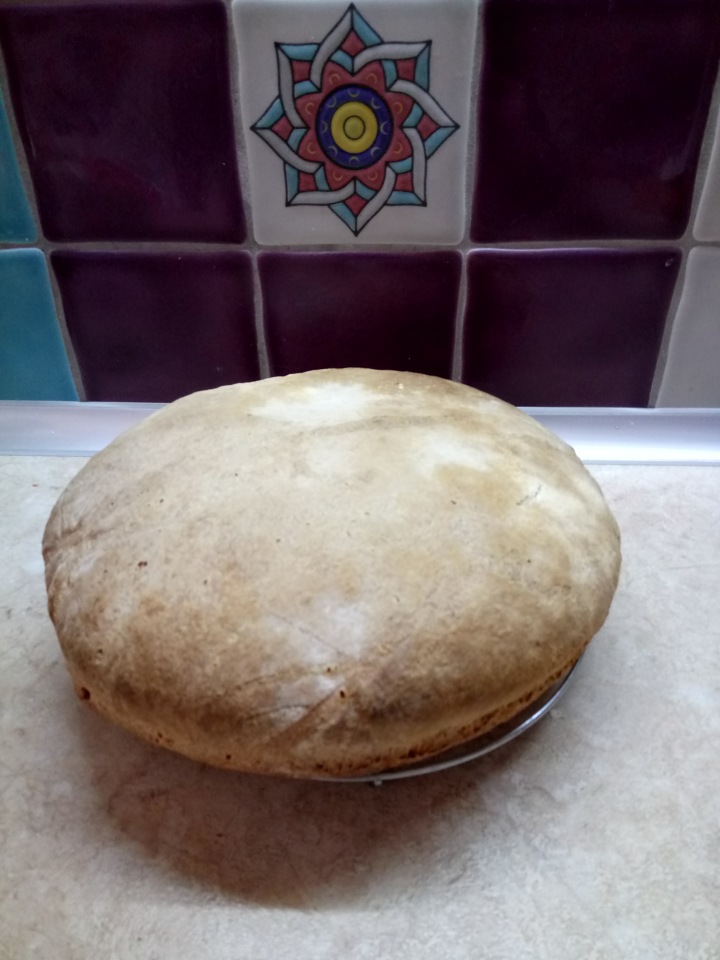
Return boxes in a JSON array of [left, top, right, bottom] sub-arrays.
[[462, 248, 680, 407], [51, 252, 258, 402], [258, 251, 461, 376], [0, 249, 77, 400], [472, 0, 720, 241], [0, 91, 35, 242], [234, 0, 477, 245], [0, 1, 244, 242]]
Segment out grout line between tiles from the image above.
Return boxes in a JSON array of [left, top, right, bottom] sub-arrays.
[[224, 0, 257, 253], [450, 252, 468, 382], [250, 254, 270, 379], [463, 0, 484, 247], [38, 240, 255, 255], [44, 254, 87, 401], [2, 237, 707, 255]]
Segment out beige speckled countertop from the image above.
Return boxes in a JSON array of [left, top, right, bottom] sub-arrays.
[[1, 456, 719, 960]]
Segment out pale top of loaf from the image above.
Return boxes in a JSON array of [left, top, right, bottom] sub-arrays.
[[43, 368, 621, 777]]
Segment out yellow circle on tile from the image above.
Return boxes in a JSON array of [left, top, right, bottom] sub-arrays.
[[344, 115, 365, 140], [331, 102, 378, 153]]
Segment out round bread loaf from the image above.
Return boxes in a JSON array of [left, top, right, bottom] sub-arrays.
[[43, 369, 621, 778]]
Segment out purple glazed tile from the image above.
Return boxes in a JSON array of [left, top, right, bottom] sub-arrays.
[[471, 0, 720, 242], [258, 252, 461, 378], [462, 248, 680, 407], [51, 251, 258, 402], [0, 1, 244, 242]]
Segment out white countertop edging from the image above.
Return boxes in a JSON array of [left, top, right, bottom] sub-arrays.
[[1, 401, 718, 463]]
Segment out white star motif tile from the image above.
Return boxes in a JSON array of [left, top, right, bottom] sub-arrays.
[[232, 0, 477, 245]]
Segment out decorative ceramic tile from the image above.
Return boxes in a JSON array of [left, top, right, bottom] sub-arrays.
[[0, 249, 76, 400], [0, 1, 244, 243], [233, 0, 477, 245], [656, 248, 720, 406], [0, 91, 35, 242], [258, 250, 461, 375], [472, 0, 720, 242], [694, 111, 720, 240], [462, 248, 680, 407], [51, 252, 258, 402]]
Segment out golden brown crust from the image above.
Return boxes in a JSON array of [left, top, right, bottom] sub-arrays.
[[43, 369, 621, 778]]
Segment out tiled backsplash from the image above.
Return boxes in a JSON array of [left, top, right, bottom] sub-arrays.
[[1, 0, 719, 406]]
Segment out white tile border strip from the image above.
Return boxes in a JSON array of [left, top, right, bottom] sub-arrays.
[[0, 401, 162, 458], [0, 401, 718, 464], [529, 408, 720, 465]]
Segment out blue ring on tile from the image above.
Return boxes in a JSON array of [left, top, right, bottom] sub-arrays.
[[316, 85, 392, 169]]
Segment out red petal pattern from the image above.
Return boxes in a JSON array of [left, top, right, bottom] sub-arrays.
[[291, 56, 421, 199], [345, 193, 367, 216], [341, 30, 365, 57], [271, 115, 292, 140], [291, 60, 311, 82], [417, 114, 439, 140]]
